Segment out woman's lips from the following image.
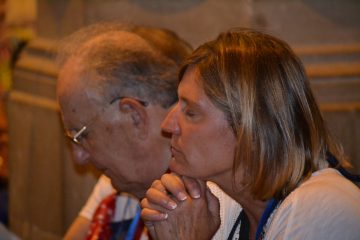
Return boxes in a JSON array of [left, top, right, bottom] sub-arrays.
[[171, 146, 181, 156]]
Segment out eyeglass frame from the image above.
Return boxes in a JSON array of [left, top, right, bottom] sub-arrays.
[[65, 96, 148, 146]]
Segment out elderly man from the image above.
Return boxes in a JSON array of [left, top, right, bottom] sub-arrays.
[[57, 23, 240, 239]]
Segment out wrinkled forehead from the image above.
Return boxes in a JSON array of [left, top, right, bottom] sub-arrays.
[[58, 55, 102, 99], [57, 57, 104, 127], [60, 85, 101, 116]]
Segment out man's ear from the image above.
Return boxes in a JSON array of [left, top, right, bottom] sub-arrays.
[[118, 98, 148, 139]]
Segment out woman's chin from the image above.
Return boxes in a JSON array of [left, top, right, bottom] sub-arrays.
[[169, 157, 185, 175]]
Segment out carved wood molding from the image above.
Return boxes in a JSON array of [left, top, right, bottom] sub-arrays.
[[306, 62, 360, 78], [9, 90, 59, 111], [319, 102, 360, 112], [294, 43, 360, 56]]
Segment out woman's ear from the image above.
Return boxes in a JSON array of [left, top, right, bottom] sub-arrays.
[[118, 98, 148, 139]]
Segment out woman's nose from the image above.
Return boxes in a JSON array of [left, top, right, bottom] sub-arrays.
[[161, 104, 180, 135]]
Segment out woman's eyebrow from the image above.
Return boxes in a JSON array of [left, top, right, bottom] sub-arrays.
[[179, 96, 200, 109]]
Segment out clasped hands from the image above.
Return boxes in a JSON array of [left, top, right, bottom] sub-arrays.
[[140, 173, 221, 240]]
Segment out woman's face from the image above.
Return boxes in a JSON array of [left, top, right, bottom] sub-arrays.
[[161, 67, 237, 182]]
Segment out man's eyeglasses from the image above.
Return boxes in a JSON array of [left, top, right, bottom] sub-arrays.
[[65, 96, 148, 146]]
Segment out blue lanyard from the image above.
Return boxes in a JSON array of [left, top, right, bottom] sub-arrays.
[[125, 205, 141, 240], [112, 199, 142, 240], [255, 198, 278, 240]]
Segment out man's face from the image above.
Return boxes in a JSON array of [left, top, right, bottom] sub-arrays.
[[57, 57, 171, 198]]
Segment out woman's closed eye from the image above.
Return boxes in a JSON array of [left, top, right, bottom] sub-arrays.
[[184, 108, 196, 118], [179, 99, 201, 121]]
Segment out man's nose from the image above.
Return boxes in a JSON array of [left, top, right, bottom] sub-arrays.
[[71, 144, 91, 165]]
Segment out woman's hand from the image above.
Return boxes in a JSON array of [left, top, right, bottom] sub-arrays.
[[141, 173, 201, 221], [140, 173, 221, 240]]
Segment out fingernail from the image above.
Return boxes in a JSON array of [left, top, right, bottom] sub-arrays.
[[178, 192, 187, 201], [192, 192, 200, 199], [168, 201, 177, 209], [162, 213, 168, 219]]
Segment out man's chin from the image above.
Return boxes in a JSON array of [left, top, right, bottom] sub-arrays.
[[110, 180, 146, 199], [108, 177, 121, 191]]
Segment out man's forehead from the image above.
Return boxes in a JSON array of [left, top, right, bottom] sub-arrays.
[[59, 83, 103, 112], [57, 56, 84, 96], [58, 53, 103, 98], [58, 89, 104, 132], [57, 62, 104, 118]]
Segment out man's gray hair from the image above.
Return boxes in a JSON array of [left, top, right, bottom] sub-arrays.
[[57, 22, 192, 108]]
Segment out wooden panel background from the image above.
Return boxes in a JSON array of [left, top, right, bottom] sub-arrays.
[[7, 0, 360, 239]]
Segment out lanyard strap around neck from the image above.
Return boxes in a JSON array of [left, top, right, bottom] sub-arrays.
[[228, 199, 279, 240], [255, 198, 278, 240], [227, 210, 249, 240], [125, 205, 141, 240]]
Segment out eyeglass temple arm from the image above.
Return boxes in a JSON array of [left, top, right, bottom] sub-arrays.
[[73, 126, 87, 142]]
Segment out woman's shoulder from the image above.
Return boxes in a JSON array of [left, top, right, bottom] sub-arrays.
[[265, 168, 360, 239], [281, 168, 359, 212], [293, 168, 359, 201]]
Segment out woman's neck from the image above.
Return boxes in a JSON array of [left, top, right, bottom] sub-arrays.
[[213, 174, 268, 240], [233, 192, 268, 239]]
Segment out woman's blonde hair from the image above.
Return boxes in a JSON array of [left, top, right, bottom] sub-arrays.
[[179, 28, 346, 200]]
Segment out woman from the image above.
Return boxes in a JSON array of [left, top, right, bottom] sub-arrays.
[[140, 28, 360, 240]]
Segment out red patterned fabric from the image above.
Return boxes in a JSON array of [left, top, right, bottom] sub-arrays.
[[86, 193, 116, 240]]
